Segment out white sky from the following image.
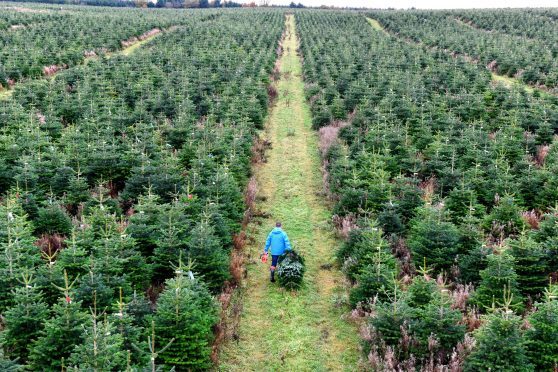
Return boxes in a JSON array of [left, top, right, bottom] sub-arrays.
[[246, 0, 558, 9]]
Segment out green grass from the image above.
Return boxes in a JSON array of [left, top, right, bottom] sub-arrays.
[[218, 14, 360, 371], [120, 32, 161, 56], [491, 72, 535, 93], [366, 17, 388, 35], [0, 89, 13, 100]]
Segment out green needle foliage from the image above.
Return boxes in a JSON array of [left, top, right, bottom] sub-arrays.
[[525, 283, 558, 371], [29, 298, 88, 371], [508, 234, 549, 298], [0, 194, 40, 311], [0, 349, 22, 372], [186, 220, 231, 293], [347, 227, 397, 307], [68, 293, 127, 371], [465, 310, 533, 372], [33, 204, 73, 236], [29, 275, 88, 371], [468, 252, 524, 313], [153, 259, 219, 370], [276, 250, 306, 290], [1, 273, 49, 363], [408, 207, 461, 275]]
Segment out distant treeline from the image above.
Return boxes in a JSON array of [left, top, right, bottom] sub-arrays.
[[0, 0, 245, 8]]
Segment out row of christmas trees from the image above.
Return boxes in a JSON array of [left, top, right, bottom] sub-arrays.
[[296, 11, 558, 370], [0, 9, 286, 370]]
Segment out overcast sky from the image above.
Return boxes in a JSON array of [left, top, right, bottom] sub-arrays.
[[248, 0, 558, 8]]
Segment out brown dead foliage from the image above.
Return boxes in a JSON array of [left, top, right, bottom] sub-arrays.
[[121, 28, 161, 48], [522, 209, 541, 229], [318, 120, 349, 157], [251, 137, 272, 164], [146, 283, 164, 305], [536, 144, 550, 166], [42, 64, 67, 76], [35, 234, 66, 257], [486, 60, 498, 72], [267, 84, 278, 104], [332, 213, 358, 238]]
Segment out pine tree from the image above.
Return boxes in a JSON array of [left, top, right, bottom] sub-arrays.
[[0, 194, 40, 310], [408, 207, 461, 275], [525, 283, 558, 371], [411, 287, 465, 364], [0, 349, 22, 372], [456, 211, 485, 254], [534, 212, 558, 276], [28, 271, 88, 371], [367, 288, 414, 360], [127, 191, 162, 257], [469, 252, 524, 312], [187, 219, 230, 292], [68, 292, 127, 371], [484, 194, 525, 238], [338, 224, 394, 282], [152, 201, 189, 282], [127, 290, 153, 329], [75, 267, 117, 310], [1, 273, 49, 363], [64, 171, 91, 215], [377, 202, 404, 236], [34, 203, 73, 236], [133, 320, 175, 372], [458, 244, 491, 285], [56, 229, 90, 279], [349, 229, 397, 307], [87, 206, 151, 291], [407, 272, 438, 309], [508, 234, 549, 298], [464, 311, 533, 371], [153, 258, 219, 370], [445, 186, 486, 224], [276, 250, 306, 290], [109, 288, 147, 366], [35, 246, 65, 305]]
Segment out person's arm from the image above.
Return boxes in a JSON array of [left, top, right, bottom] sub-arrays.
[[283, 232, 292, 251], [264, 232, 272, 253]]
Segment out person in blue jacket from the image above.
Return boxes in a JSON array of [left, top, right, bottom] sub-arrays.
[[263, 221, 291, 282]]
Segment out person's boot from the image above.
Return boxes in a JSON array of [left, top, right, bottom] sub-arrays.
[[270, 270, 276, 283]]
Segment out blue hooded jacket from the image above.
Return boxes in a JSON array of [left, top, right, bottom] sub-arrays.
[[264, 227, 291, 256]]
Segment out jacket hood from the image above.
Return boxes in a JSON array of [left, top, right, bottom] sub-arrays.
[[271, 227, 283, 234]]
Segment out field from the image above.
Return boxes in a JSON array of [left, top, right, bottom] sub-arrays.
[[0, 3, 557, 371]]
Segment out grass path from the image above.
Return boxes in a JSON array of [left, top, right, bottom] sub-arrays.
[[119, 29, 164, 56], [366, 17, 389, 36], [218, 14, 360, 371], [490, 72, 535, 93]]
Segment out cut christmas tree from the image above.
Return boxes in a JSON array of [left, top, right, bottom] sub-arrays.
[[276, 250, 305, 290]]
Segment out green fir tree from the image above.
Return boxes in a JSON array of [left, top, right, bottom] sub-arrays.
[[153, 258, 219, 370], [468, 252, 524, 312], [465, 311, 533, 371], [525, 282, 558, 371], [28, 271, 88, 371], [1, 273, 49, 363], [68, 292, 127, 371]]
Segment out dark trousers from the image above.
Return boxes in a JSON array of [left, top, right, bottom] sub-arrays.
[[270, 255, 279, 270]]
